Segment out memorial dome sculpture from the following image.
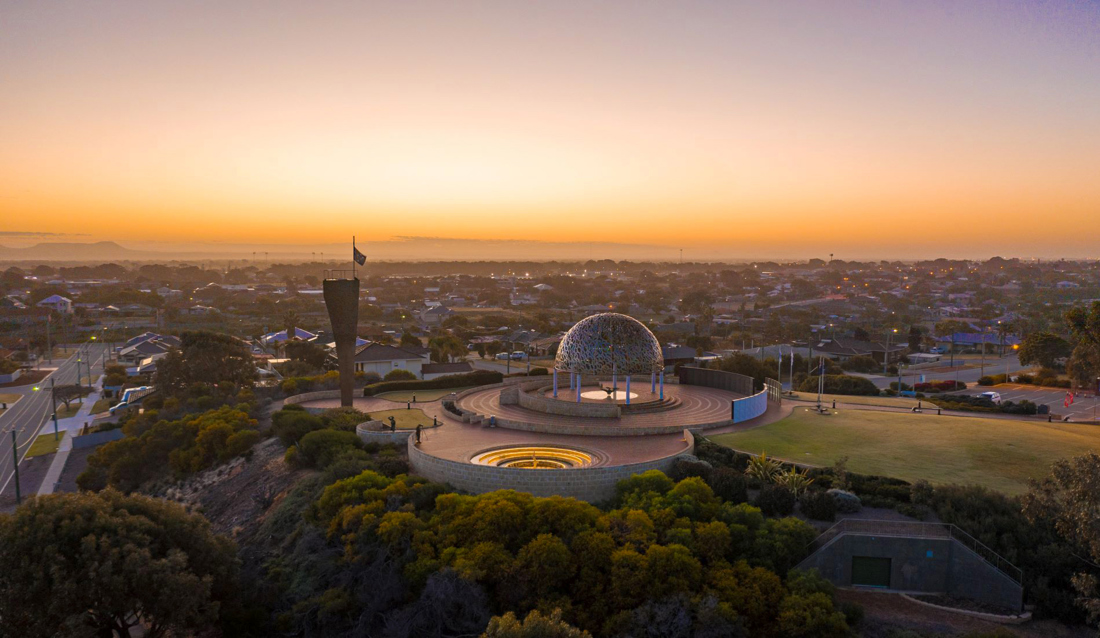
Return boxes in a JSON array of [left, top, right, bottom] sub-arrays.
[[555, 312, 664, 375]]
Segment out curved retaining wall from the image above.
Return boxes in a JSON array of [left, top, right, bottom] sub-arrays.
[[408, 430, 694, 502], [516, 383, 621, 418], [732, 390, 768, 423], [356, 420, 415, 445], [283, 390, 343, 413]]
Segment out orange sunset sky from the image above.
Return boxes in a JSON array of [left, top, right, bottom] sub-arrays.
[[2, 1, 1099, 260]]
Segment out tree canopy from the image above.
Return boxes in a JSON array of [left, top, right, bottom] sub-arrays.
[[154, 330, 256, 396], [0, 490, 239, 638]]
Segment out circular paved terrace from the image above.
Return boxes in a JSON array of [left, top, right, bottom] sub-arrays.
[[458, 383, 737, 433]]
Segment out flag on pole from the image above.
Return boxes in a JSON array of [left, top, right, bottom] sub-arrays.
[[353, 246, 366, 266]]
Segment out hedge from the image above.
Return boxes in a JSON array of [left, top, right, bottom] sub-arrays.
[[363, 369, 504, 396], [797, 374, 879, 396]]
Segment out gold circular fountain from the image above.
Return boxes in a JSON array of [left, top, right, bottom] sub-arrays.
[[471, 445, 594, 469]]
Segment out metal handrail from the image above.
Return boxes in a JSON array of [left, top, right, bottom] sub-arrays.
[[324, 269, 356, 280], [805, 518, 1022, 585]]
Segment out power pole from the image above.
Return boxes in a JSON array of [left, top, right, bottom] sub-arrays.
[[50, 377, 59, 440], [10, 429, 20, 505]]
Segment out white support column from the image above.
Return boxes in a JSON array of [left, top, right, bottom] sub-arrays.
[[553, 368, 558, 398], [576, 374, 582, 402], [659, 370, 664, 400], [612, 363, 617, 393], [626, 375, 631, 404]]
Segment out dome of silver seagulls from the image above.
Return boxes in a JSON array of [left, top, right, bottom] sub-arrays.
[[554, 313, 664, 375]]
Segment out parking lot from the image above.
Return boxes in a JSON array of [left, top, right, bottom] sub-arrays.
[[960, 384, 1100, 421]]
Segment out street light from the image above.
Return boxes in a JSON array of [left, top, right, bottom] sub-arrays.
[[883, 328, 898, 375]]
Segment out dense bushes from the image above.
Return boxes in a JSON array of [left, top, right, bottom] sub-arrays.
[[249, 460, 845, 637], [913, 379, 967, 392], [384, 368, 418, 381], [797, 374, 878, 396], [840, 355, 879, 373], [288, 429, 364, 468], [363, 369, 504, 396], [77, 405, 260, 492], [272, 405, 369, 445], [933, 394, 1039, 415], [799, 491, 837, 521], [754, 484, 796, 516]]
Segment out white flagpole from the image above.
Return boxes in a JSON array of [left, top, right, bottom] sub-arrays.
[[352, 235, 356, 279]]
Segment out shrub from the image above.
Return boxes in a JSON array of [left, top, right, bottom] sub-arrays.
[[799, 491, 836, 521], [838, 601, 864, 627], [669, 456, 713, 482], [292, 429, 364, 468], [383, 369, 418, 382], [913, 379, 966, 393], [272, 409, 326, 445], [363, 370, 503, 396], [978, 375, 995, 386], [798, 374, 878, 396], [754, 484, 795, 516], [707, 468, 748, 504], [840, 355, 878, 373], [827, 489, 862, 513]]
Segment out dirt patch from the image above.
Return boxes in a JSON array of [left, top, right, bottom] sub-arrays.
[[56, 446, 98, 493], [153, 437, 306, 543], [838, 589, 1089, 638], [911, 593, 1018, 617]]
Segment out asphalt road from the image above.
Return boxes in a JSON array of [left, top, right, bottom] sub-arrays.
[[957, 383, 1100, 421], [865, 355, 1028, 389], [0, 343, 109, 499]]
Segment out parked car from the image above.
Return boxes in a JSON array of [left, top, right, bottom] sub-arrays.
[[928, 346, 946, 354], [510, 351, 526, 360], [495, 352, 510, 360], [978, 391, 1002, 404]]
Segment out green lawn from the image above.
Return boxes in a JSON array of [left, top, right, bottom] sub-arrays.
[[26, 434, 61, 458], [0, 393, 20, 414], [369, 408, 436, 430], [55, 404, 80, 419], [711, 406, 1100, 495], [90, 398, 114, 414], [788, 392, 921, 409], [374, 387, 477, 402]]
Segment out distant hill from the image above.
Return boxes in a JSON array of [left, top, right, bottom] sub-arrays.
[[0, 241, 151, 262]]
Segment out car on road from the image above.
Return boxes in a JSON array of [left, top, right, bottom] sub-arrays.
[[928, 346, 946, 354], [978, 391, 1002, 404], [495, 352, 510, 360], [510, 351, 526, 360]]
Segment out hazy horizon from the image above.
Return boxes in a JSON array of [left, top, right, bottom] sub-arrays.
[[3, 1, 1099, 258]]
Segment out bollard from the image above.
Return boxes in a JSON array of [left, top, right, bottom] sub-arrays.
[[412, 395, 416, 403], [407, 401, 411, 410], [832, 400, 836, 409], [938, 408, 941, 415]]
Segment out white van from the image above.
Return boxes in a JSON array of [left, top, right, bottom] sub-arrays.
[[978, 391, 1002, 404]]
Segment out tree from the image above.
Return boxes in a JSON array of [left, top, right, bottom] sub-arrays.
[[907, 325, 923, 351], [400, 332, 422, 348], [1022, 453, 1100, 625], [154, 331, 256, 397], [53, 383, 89, 410], [1064, 302, 1100, 386], [0, 490, 239, 638], [429, 334, 466, 363], [482, 609, 591, 638], [1017, 331, 1071, 370], [284, 340, 329, 370], [852, 327, 870, 341]]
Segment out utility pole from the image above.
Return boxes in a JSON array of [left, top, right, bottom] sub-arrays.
[[10, 429, 20, 505], [50, 377, 59, 440], [46, 315, 53, 364]]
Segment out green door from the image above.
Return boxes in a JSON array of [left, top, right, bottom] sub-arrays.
[[851, 556, 891, 588]]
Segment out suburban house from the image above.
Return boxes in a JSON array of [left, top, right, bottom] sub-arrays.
[[353, 343, 430, 378], [811, 336, 907, 364], [420, 361, 474, 380], [36, 294, 73, 315], [117, 333, 181, 365], [260, 327, 318, 348], [419, 305, 454, 326]]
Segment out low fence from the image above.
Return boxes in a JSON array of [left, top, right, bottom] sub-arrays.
[[72, 429, 125, 449], [765, 377, 782, 404], [678, 366, 754, 395], [731, 390, 768, 423]]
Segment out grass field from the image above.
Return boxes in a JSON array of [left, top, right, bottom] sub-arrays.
[[26, 434, 61, 458], [788, 392, 921, 409], [375, 387, 477, 402], [0, 393, 20, 415], [90, 398, 114, 414], [711, 406, 1100, 495], [55, 404, 80, 419], [369, 408, 437, 430]]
